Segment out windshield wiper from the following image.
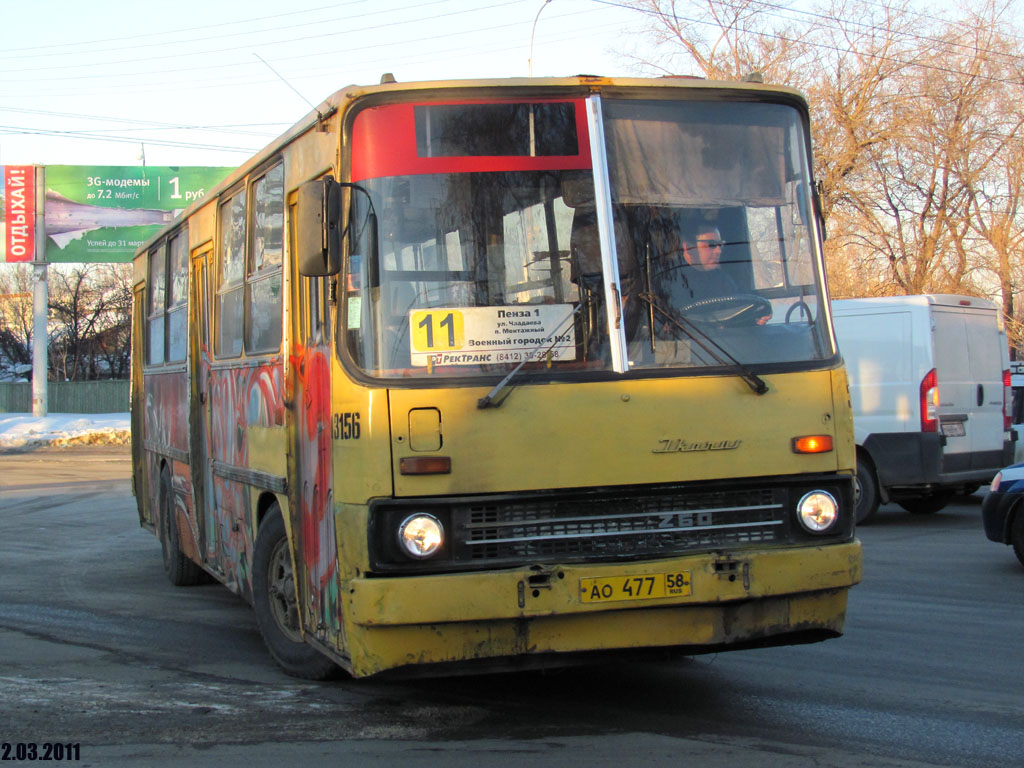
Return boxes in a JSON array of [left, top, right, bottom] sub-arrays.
[[477, 291, 767, 408], [637, 292, 769, 396], [477, 305, 583, 409]]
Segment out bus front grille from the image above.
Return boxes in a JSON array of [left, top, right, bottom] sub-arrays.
[[452, 487, 785, 563]]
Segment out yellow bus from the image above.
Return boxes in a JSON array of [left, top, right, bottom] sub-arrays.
[[131, 75, 861, 679]]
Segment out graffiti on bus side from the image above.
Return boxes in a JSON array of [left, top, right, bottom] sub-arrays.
[[144, 371, 188, 453], [144, 372, 199, 553], [207, 360, 285, 594], [291, 341, 342, 636]]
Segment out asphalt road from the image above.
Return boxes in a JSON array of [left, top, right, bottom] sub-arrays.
[[1, 447, 1021, 767]]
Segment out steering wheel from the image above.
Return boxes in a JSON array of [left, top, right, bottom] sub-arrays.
[[680, 294, 773, 326]]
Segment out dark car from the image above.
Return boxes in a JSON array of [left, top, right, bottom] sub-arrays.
[[982, 463, 1024, 568]]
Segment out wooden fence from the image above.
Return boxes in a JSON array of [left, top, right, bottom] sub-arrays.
[[0, 380, 130, 414]]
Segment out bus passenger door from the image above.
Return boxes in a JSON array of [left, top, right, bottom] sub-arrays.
[[189, 247, 220, 571], [287, 272, 342, 648]]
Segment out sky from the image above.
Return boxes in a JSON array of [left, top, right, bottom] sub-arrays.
[[0, 0, 655, 169]]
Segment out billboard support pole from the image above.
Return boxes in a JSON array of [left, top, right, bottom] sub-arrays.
[[31, 165, 47, 418]]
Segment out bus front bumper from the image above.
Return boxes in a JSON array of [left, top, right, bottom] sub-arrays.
[[340, 541, 862, 677]]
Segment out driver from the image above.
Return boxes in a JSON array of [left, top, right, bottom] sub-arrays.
[[659, 222, 734, 303], [652, 219, 771, 325]]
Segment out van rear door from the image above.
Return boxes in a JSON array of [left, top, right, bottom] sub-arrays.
[[833, 308, 914, 442], [963, 309, 1010, 469], [932, 305, 1006, 472]]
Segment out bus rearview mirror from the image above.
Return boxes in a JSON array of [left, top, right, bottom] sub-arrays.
[[297, 178, 341, 276]]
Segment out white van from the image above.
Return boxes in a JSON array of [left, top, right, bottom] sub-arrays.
[[832, 295, 1014, 523]]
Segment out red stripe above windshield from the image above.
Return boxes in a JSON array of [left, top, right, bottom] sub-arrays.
[[350, 99, 592, 182]]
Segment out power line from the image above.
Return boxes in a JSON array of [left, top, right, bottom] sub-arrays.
[[0, 0, 472, 68], [730, 0, 1024, 69], [595, 0, 1024, 86], [0, 125, 257, 154], [0, 0, 525, 77], [0, 6, 629, 157], [7, 0, 1021, 164], [0, 3, 611, 92], [0, 106, 283, 138], [0, 1, 364, 56]]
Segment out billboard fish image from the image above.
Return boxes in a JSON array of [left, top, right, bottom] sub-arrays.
[[45, 188, 175, 247]]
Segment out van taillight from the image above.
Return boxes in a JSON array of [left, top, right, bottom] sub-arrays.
[[920, 368, 939, 433], [1004, 369, 1011, 431]]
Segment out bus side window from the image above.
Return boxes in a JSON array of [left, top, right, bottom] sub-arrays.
[[247, 164, 284, 354], [166, 232, 188, 362], [216, 191, 246, 358], [147, 244, 167, 366]]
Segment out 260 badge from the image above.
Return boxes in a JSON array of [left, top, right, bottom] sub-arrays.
[[579, 571, 692, 603]]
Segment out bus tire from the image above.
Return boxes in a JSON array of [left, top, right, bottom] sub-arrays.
[[253, 507, 340, 680], [855, 455, 879, 525], [159, 466, 209, 587]]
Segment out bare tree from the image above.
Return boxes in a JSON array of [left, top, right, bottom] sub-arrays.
[[970, 135, 1024, 353], [93, 264, 133, 378], [622, 0, 1024, 352], [800, 0, 925, 295], [0, 265, 34, 379], [953, 1, 1024, 353], [47, 264, 132, 381], [624, 0, 812, 83]]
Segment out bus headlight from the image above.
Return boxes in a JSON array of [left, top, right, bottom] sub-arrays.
[[797, 490, 839, 533], [397, 514, 445, 559]]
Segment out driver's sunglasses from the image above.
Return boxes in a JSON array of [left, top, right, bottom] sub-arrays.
[[697, 239, 724, 248]]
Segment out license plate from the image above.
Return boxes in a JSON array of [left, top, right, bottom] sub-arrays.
[[942, 422, 966, 437], [579, 572, 692, 603]]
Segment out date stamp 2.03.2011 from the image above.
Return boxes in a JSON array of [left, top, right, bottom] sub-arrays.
[[1, 743, 81, 762]]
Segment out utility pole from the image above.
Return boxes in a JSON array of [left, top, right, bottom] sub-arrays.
[[31, 165, 47, 417]]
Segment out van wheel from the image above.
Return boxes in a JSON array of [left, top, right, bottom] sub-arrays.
[[855, 456, 879, 525], [1010, 511, 1024, 568], [898, 492, 953, 515], [253, 506, 340, 680], [158, 466, 210, 587]]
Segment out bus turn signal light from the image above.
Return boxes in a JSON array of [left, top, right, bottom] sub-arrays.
[[400, 456, 452, 475], [791, 435, 833, 454]]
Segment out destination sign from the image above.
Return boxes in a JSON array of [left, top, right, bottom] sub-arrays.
[[409, 304, 576, 367]]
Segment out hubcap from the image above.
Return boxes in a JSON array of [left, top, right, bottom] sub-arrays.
[[267, 539, 303, 643]]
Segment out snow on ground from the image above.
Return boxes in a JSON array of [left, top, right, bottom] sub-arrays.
[[0, 413, 130, 450]]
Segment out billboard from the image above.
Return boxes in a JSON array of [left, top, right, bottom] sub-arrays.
[[2, 166, 37, 263], [43, 166, 234, 263]]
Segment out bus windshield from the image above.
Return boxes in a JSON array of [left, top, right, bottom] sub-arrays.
[[343, 95, 832, 380]]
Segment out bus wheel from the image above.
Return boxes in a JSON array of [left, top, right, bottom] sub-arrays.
[[159, 466, 209, 587], [253, 507, 339, 680], [855, 456, 879, 525]]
